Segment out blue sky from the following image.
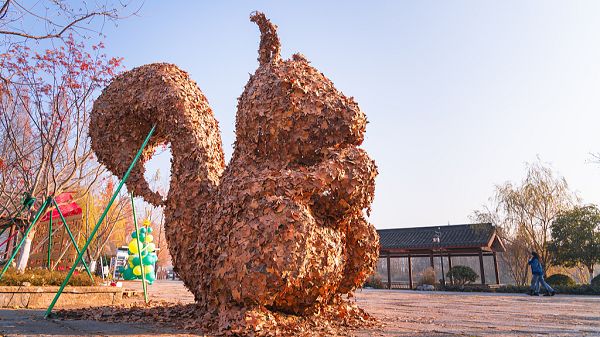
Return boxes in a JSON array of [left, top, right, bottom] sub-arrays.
[[93, 1, 600, 229]]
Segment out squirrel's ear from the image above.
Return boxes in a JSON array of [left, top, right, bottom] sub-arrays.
[[250, 12, 281, 65]]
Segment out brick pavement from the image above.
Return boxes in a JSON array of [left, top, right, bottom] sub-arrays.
[[2, 280, 599, 336]]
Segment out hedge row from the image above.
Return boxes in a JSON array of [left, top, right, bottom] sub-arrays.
[[440, 284, 493, 292], [439, 284, 600, 295], [0, 268, 98, 286]]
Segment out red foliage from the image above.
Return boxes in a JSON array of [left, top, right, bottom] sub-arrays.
[[0, 33, 124, 201], [0, 34, 123, 129]]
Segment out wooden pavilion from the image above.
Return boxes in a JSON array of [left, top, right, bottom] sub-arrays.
[[377, 223, 506, 289]]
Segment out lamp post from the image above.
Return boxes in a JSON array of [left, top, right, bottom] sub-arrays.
[[433, 227, 446, 286]]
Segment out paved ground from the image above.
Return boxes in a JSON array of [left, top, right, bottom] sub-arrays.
[[1, 280, 599, 336], [353, 289, 600, 336]]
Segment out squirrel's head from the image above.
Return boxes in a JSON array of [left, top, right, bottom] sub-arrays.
[[234, 12, 367, 165]]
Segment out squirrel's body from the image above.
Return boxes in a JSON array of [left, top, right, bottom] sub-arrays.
[[90, 13, 378, 322]]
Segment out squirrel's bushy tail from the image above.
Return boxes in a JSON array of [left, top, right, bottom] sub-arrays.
[[90, 63, 225, 207]]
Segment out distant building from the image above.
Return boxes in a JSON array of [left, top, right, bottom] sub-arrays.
[[377, 223, 506, 289]]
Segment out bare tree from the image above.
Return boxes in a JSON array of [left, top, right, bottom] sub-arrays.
[[0, 0, 142, 43], [469, 209, 529, 285], [471, 159, 579, 284]]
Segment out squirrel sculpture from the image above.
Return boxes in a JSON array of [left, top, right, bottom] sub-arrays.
[[90, 12, 378, 320]]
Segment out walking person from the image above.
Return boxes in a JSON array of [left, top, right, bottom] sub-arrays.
[[526, 251, 555, 296]]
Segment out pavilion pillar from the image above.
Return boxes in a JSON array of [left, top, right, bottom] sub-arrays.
[[387, 250, 391, 290], [429, 250, 434, 270], [493, 251, 500, 284], [479, 249, 486, 285], [448, 253, 454, 285], [408, 255, 413, 289]]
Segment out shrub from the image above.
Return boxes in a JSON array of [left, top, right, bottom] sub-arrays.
[[446, 265, 479, 285], [545, 273, 575, 287], [371, 275, 386, 289], [495, 285, 530, 293], [441, 284, 492, 292], [552, 285, 600, 295], [0, 268, 98, 286], [442, 283, 600, 295], [591, 274, 600, 286], [417, 267, 436, 286]]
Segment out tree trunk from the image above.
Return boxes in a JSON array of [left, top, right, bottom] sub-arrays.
[[16, 229, 36, 272]]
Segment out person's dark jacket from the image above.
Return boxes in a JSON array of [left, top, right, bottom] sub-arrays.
[[528, 257, 543, 275]]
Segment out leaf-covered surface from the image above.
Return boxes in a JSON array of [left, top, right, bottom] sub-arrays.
[[88, 12, 378, 334], [56, 297, 379, 336]]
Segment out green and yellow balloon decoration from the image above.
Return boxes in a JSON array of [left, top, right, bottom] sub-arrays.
[[119, 220, 158, 284]]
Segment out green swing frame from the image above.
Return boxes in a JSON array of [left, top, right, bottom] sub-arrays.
[[42, 125, 156, 319]]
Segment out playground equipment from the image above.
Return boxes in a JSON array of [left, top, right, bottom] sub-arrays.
[[0, 193, 94, 283], [0, 125, 156, 319], [28, 193, 91, 274], [42, 125, 156, 318], [0, 193, 35, 262]]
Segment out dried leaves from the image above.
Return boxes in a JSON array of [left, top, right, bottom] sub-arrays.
[[251, 12, 281, 65], [56, 296, 377, 336], [89, 12, 379, 335]]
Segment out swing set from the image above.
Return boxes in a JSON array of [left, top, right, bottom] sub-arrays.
[[0, 126, 156, 319], [0, 192, 35, 261]]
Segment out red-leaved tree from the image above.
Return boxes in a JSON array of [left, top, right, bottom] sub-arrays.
[[0, 34, 123, 270]]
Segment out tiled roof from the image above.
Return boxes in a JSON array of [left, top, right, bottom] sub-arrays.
[[377, 223, 498, 250]]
